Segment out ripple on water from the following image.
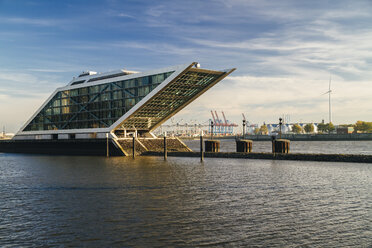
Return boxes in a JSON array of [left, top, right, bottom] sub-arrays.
[[0, 154, 371, 247]]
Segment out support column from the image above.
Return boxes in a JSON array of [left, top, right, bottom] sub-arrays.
[[164, 136, 167, 160], [132, 136, 135, 158], [106, 133, 109, 157], [200, 136, 204, 161]]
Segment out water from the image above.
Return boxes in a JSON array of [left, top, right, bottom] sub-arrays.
[[183, 139, 372, 155], [1, 153, 371, 247]]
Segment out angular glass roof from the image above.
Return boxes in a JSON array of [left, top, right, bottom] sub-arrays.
[[114, 66, 235, 132]]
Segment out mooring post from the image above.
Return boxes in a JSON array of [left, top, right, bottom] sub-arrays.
[[271, 135, 276, 154], [106, 133, 109, 157], [200, 135, 204, 162], [211, 121, 214, 140], [164, 136, 167, 160], [132, 136, 135, 158], [242, 119, 246, 139]]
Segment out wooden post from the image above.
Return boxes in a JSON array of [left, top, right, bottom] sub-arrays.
[[200, 135, 204, 162], [106, 133, 109, 157], [132, 136, 135, 158], [164, 136, 167, 160]]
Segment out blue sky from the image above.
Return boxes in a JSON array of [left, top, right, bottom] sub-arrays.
[[1, 0, 372, 132]]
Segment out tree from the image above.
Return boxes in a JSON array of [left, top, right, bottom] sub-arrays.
[[254, 128, 260, 135], [317, 122, 335, 133], [292, 124, 302, 134], [317, 123, 327, 133], [259, 124, 268, 135], [304, 123, 314, 133], [354, 121, 372, 133], [327, 122, 335, 133]]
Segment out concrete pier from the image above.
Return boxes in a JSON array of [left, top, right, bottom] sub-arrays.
[[205, 140, 220, 152], [142, 151, 372, 163], [0, 138, 125, 156], [236, 140, 253, 153], [272, 139, 290, 153]]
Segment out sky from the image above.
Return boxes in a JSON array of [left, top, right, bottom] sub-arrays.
[[1, 0, 372, 133]]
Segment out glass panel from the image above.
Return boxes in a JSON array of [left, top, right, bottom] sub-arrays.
[[125, 79, 135, 88], [152, 74, 164, 84], [79, 87, 88, 95], [89, 85, 100, 94], [53, 108, 61, 115], [70, 89, 78, 96], [113, 90, 122, 100], [61, 98, 69, 106], [52, 99, 60, 107]]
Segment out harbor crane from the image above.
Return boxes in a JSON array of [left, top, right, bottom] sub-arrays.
[[209, 110, 238, 135]]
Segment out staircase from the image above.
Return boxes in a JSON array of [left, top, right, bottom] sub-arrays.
[[116, 137, 191, 156]]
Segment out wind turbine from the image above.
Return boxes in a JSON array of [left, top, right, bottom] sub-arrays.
[[322, 75, 332, 123]]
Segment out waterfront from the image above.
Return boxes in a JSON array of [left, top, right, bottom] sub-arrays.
[[183, 139, 372, 155], [1, 152, 371, 247]]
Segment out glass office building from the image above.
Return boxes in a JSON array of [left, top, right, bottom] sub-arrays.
[[14, 62, 235, 140], [23, 72, 174, 131]]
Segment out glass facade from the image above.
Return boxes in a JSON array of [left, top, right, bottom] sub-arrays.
[[24, 71, 174, 131]]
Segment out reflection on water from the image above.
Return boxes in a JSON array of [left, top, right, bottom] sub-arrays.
[[0, 154, 371, 247], [183, 139, 372, 155]]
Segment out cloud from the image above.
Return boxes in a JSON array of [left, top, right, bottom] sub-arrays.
[[0, 71, 64, 98], [26, 68, 72, 73], [171, 74, 372, 125], [185, 17, 372, 81], [0, 17, 58, 26], [1, 0, 372, 131], [117, 13, 135, 18]]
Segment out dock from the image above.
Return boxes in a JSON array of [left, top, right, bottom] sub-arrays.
[[143, 151, 372, 163]]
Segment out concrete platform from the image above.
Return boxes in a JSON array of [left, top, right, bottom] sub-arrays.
[[142, 151, 372, 163], [0, 139, 124, 156], [0, 137, 192, 156]]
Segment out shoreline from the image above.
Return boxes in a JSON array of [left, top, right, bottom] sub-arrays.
[[180, 133, 372, 141]]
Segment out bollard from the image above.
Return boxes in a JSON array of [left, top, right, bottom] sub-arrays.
[[164, 136, 167, 160], [200, 136, 204, 161], [236, 139, 253, 153], [205, 140, 220, 152], [272, 139, 290, 153]]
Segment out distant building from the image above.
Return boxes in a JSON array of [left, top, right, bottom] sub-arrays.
[[266, 123, 319, 134], [336, 127, 354, 134]]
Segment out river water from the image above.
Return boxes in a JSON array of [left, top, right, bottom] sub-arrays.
[[1, 150, 371, 247]]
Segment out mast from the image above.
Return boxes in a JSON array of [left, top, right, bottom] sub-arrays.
[[329, 75, 332, 123]]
